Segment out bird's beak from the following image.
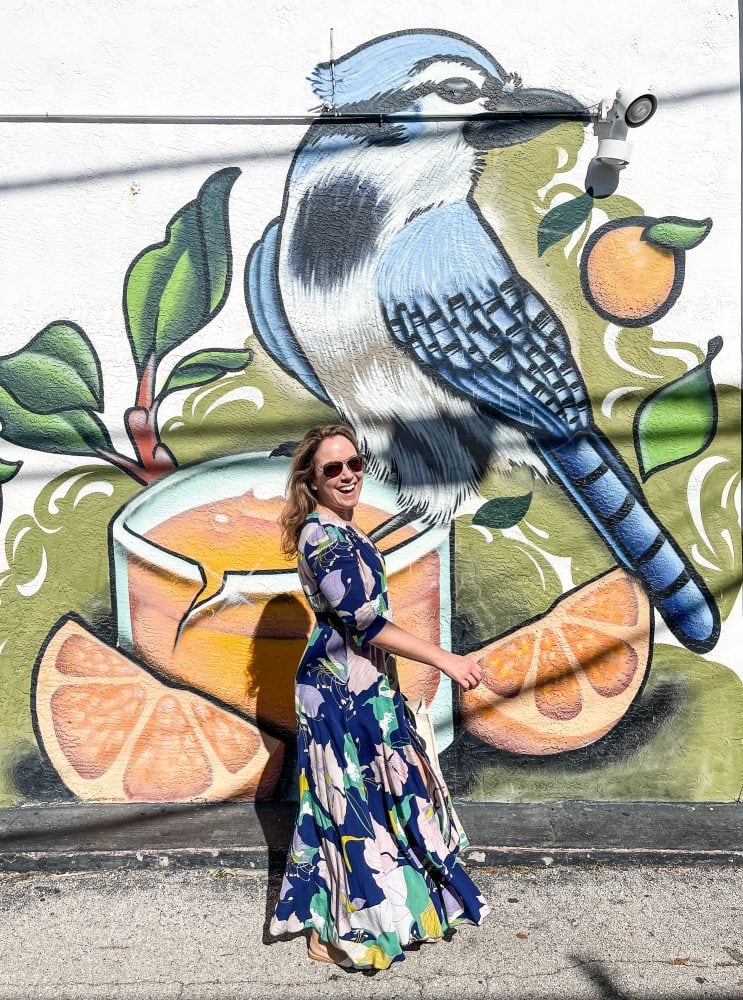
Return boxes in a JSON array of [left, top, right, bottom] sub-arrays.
[[463, 85, 589, 149]]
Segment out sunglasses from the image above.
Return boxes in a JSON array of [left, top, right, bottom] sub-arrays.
[[318, 456, 364, 479]]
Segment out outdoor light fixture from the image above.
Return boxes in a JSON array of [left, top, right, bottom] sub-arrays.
[[592, 85, 657, 169]]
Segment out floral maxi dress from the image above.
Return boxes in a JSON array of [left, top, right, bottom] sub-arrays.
[[269, 510, 491, 969]]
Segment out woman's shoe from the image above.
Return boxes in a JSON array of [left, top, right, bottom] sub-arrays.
[[307, 947, 336, 964], [307, 928, 346, 965]]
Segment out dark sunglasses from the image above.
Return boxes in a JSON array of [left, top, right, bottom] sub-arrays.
[[319, 456, 364, 479]]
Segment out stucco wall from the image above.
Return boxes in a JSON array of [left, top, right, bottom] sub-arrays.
[[1, 0, 740, 808]]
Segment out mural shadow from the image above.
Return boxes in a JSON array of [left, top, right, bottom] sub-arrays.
[[249, 593, 306, 948], [567, 957, 719, 1000], [441, 671, 688, 799], [9, 747, 76, 803]]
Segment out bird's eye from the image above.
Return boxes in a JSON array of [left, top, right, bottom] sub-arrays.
[[436, 78, 481, 104]]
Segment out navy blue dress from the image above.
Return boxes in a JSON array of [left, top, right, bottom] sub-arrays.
[[269, 510, 490, 968]]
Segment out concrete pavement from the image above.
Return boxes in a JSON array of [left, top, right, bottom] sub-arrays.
[[0, 863, 741, 999]]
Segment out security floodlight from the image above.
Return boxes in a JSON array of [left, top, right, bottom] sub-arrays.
[[592, 86, 656, 169], [615, 86, 657, 127]]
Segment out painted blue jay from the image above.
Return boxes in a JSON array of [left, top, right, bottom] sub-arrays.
[[245, 29, 719, 654]]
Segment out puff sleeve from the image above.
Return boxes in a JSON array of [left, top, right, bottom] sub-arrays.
[[299, 522, 388, 647]]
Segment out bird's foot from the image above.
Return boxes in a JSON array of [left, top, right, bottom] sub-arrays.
[[369, 509, 423, 543], [269, 441, 300, 459]]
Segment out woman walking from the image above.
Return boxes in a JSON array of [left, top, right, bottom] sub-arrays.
[[269, 424, 491, 969]]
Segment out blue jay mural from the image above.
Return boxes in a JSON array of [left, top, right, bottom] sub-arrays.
[[0, 26, 739, 810], [245, 29, 720, 656], [0, 17, 739, 815]]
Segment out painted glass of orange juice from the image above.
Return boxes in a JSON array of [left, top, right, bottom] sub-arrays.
[[111, 453, 452, 750]]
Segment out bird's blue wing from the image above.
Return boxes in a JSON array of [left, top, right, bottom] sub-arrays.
[[378, 202, 719, 653], [377, 201, 589, 440], [245, 220, 332, 405]]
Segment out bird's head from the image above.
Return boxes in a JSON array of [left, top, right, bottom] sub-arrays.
[[309, 29, 587, 149]]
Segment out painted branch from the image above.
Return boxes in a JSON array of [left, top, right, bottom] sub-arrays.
[[125, 406, 177, 473], [95, 448, 152, 485], [128, 357, 178, 477], [135, 354, 156, 410]]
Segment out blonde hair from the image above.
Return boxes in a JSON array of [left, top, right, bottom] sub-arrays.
[[279, 424, 360, 558]]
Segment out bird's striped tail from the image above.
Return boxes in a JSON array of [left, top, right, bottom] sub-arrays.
[[535, 429, 720, 653]]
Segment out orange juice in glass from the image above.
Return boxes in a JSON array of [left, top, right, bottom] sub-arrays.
[[111, 452, 453, 751]]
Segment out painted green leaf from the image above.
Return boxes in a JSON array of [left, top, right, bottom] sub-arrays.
[[0, 386, 112, 456], [123, 167, 241, 375], [160, 347, 253, 397], [0, 461, 21, 556], [472, 493, 532, 529], [0, 322, 102, 414], [0, 458, 21, 485], [634, 336, 722, 480], [642, 217, 712, 252], [537, 192, 594, 257]]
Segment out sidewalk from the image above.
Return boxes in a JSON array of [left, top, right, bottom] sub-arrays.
[[0, 801, 741, 872], [1, 863, 741, 999]]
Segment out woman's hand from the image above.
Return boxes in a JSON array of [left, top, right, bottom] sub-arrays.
[[436, 651, 484, 691]]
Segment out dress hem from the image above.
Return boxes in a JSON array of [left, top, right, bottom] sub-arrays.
[[269, 904, 492, 970]]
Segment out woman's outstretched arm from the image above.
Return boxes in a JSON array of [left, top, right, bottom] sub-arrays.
[[369, 622, 484, 691]]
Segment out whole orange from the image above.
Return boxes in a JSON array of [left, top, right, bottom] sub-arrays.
[[580, 218, 681, 326]]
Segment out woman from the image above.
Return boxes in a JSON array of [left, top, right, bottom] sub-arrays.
[[269, 424, 491, 969]]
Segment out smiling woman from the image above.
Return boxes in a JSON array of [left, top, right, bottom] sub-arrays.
[[310, 437, 365, 516], [270, 424, 490, 969]]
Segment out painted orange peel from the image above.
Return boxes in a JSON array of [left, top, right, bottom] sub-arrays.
[[580, 215, 712, 327], [459, 568, 652, 755], [32, 617, 285, 802]]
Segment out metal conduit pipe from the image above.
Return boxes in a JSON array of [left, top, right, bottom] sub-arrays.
[[0, 111, 595, 125]]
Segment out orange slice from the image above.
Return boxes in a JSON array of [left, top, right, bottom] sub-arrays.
[[33, 617, 285, 801], [460, 569, 651, 754]]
